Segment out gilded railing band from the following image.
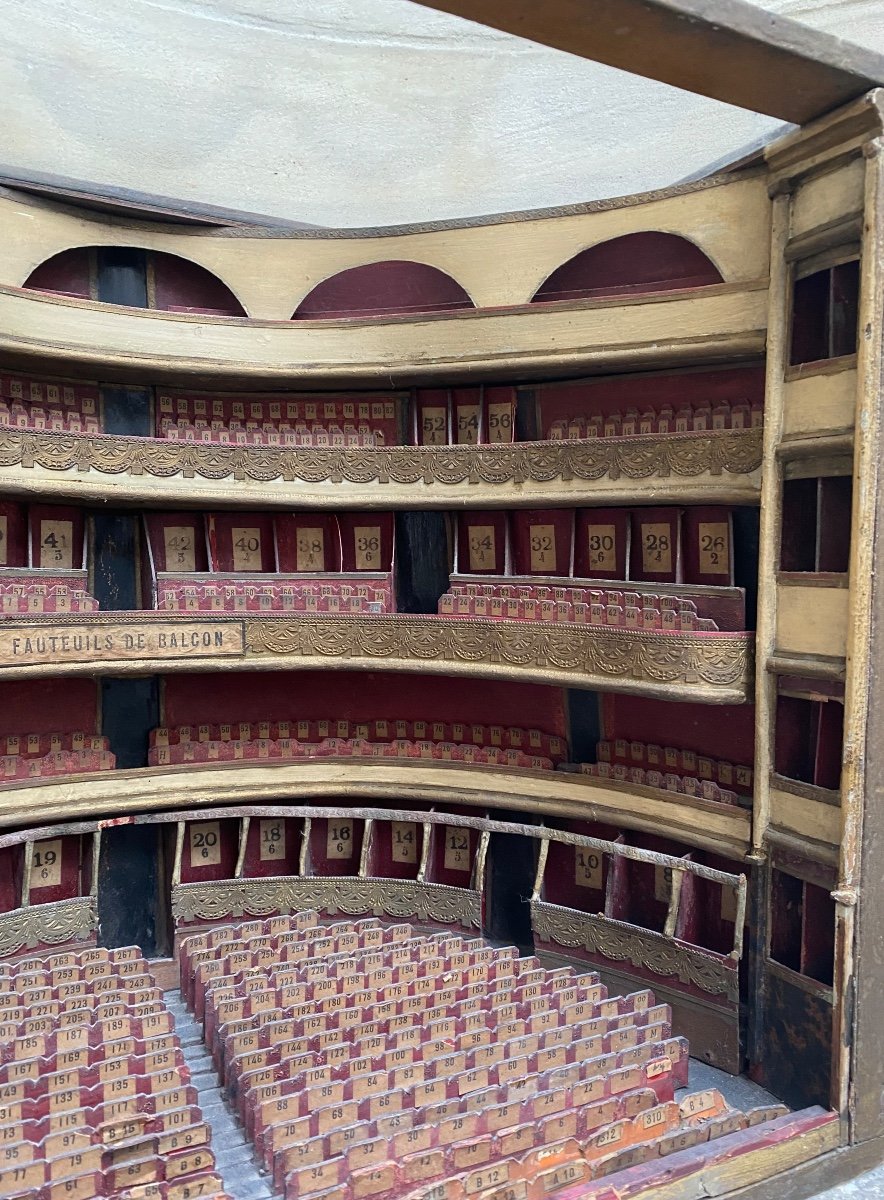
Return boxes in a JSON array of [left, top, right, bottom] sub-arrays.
[[0, 427, 763, 487]]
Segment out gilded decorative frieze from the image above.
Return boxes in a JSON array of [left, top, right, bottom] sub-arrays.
[[0, 428, 762, 488], [172, 876, 481, 929], [245, 616, 754, 693], [531, 900, 738, 1000], [0, 897, 97, 958]]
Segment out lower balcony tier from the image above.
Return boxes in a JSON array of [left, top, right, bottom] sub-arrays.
[[0, 759, 752, 854], [0, 425, 763, 508], [0, 612, 754, 701]]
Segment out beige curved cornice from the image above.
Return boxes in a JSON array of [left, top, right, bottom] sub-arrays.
[[0, 173, 770, 318], [0, 280, 766, 385], [0, 760, 751, 856]]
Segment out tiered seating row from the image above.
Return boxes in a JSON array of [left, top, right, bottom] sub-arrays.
[[149, 720, 566, 758], [0, 945, 230, 1200], [0, 578, 99, 616], [181, 913, 788, 1200], [439, 582, 719, 631], [156, 579, 392, 615], [0, 732, 115, 781], [0, 375, 100, 436], [157, 392, 401, 447], [545, 399, 763, 441], [597, 739, 753, 794], [151, 739, 553, 770]]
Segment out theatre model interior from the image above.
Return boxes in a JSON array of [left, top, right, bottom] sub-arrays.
[[2, 2, 884, 1198]]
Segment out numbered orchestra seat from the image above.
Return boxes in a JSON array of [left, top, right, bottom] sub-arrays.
[[156, 389, 405, 447], [144, 510, 395, 614]]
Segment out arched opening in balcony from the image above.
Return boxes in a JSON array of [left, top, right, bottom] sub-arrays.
[[292, 260, 474, 320]]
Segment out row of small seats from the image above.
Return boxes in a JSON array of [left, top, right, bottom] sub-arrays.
[[0, 580, 99, 616], [160, 421, 388, 447], [439, 585, 718, 631], [155, 580, 392, 614], [0, 945, 229, 1200], [562, 762, 740, 806], [0, 733, 107, 758], [180, 913, 789, 1200], [597, 739, 754, 793], [157, 393, 401, 447], [0, 749, 115, 781], [150, 721, 567, 760], [149, 738, 553, 770], [544, 400, 763, 441]]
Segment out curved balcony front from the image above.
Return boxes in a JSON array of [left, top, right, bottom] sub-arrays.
[[0, 612, 754, 702]]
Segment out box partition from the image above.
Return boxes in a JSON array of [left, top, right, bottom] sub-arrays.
[[510, 509, 574, 578], [276, 513, 342, 574]]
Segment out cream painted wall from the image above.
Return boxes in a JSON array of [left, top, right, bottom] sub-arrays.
[[0, 0, 880, 228]]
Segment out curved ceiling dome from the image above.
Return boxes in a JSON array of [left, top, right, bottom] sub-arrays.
[[0, 1, 879, 227]]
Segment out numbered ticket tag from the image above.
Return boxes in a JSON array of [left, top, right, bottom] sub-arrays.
[[574, 848, 602, 889], [587, 524, 617, 573], [326, 820, 354, 860], [529, 524, 556, 573], [487, 401, 513, 444], [0, 515, 6, 566], [468, 526, 496, 572], [354, 526, 382, 570], [259, 819, 286, 862], [189, 822, 221, 867], [654, 865, 673, 903], [163, 526, 196, 572], [444, 828, 471, 871], [641, 524, 673, 574], [232, 527, 262, 572], [391, 821, 418, 864], [421, 406, 447, 445], [296, 528, 325, 572], [31, 838, 62, 888], [39, 519, 74, 568], [698, 521, 730, 576], [455, 403, 481, 445]]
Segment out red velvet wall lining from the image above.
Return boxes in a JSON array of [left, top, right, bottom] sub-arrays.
[[293, 261, 474, 320], [163, 671, 568, 737], [23, 249, 92, 298], [602, 694, 755, 764], [151, 252, 246, 316], [532, 233, 723, 304], [535, 364, 765, 429], [0, 679, 99, 737]]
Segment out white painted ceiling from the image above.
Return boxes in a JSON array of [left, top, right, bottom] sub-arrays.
[[1, 0, 882, 228]]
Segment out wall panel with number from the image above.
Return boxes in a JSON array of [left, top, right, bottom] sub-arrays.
[[28, 505, 86, 570], [241, 816, 303, 878], [178, 818, 239, 884], [337, 512, 395, 574], [426, 822, 481, 888], [144, 512, 209, 577], [415, 386, 516, 446], [307, 815, 365, 877], [208, 513, 276, 573], [455, 512, 509, 575], [26, 833, 92, 905], [367, 816, 424, 881], [540, 820, 620, 914], [276, 514, 341, 573]]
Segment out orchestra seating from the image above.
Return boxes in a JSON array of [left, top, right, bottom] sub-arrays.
[[544, 399, 763, 441], [439, 582, 720, 631], [148, 720, 567, 770], [180, 912, 799, 1200], [0, 945, 230, 1200], [156, 392, 403, 447]]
